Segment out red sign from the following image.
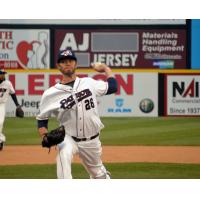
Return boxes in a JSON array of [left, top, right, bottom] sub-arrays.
[[8, 73, 133, 96], [54, 29, 187, 69]]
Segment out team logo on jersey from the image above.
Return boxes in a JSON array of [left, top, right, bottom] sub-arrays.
[[60, 89, 92, 109], [0, 88, 7, 97]]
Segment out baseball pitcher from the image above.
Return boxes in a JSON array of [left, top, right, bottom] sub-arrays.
[[0, 69, 24, 151], [36, 49, 118, 179]]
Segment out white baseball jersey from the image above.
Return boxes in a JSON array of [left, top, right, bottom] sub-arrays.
[[37, 77, 108, 138], [0, 80, 15, 104], [0, 80, 15, 142]]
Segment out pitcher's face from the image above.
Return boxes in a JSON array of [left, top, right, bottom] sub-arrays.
[[57, 59, 77, 77], [0, 74, 5, 81]]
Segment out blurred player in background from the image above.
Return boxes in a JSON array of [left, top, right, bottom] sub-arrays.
[[0, 69, 24, 151]]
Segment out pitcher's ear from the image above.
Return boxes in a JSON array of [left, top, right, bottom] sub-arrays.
[[56, 63, 61, 70]]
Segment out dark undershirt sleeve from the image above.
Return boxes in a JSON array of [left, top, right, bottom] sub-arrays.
[[37, 119, 48, 129], [106, 77, 118, 95], [10, 93, 20, 106]]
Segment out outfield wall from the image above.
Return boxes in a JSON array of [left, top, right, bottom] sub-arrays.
[[5, 70, 158, 117], [4, 69, 200, 117], [1, 20, 200, 117], [0, 20, 189, 70]]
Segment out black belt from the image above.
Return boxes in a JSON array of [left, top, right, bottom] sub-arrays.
[[72, 133, 99, 142]]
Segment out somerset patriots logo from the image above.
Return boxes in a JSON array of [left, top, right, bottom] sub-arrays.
[[61, 50, 73, 56]]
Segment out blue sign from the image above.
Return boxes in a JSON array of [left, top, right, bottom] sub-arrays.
[[192, 19, 200, 69], [107, 98, 132, 113]]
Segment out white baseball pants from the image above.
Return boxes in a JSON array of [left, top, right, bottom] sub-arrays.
[[0, 103, 6, 143], [56, 134, 110, 179]]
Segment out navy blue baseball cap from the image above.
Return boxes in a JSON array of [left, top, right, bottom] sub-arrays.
[[57, 49, 77, 63], [0, 69, 7, 75]]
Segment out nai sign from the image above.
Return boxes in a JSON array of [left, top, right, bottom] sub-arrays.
[[165, 74, 200, 116]]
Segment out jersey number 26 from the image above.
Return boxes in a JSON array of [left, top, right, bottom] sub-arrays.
[[84, 98, 95, 110]]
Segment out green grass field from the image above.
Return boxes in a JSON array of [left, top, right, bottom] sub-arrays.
[[3, 117, 200, 145], [1, 163, 200, 179], [1, 117, 200, 179]]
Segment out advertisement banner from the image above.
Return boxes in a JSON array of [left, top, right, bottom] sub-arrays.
[[165, 74, 200, 116], [0, 29, 50, 70], [98, 72, 158, 116], [54, 29, 187, 69], [5, 71, 158, 117]]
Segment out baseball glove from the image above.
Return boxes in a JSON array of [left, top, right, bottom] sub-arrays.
[[16, 106, 24, 118], [42, 125, 65, 148]]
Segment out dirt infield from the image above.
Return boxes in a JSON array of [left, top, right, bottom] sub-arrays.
[[1, 145, 200, 165]]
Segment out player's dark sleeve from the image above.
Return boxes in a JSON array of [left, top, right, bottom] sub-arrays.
[[106, 77, 118, 95], [10, 93, 20, 106], [38, 119, 48, 129]]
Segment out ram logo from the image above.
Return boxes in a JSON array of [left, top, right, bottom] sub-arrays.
[[115, 98, 124, 107]]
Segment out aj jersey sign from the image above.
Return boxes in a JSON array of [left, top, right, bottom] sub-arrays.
[[54, 29, 186, 69], [165, 74, 200, 116]]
